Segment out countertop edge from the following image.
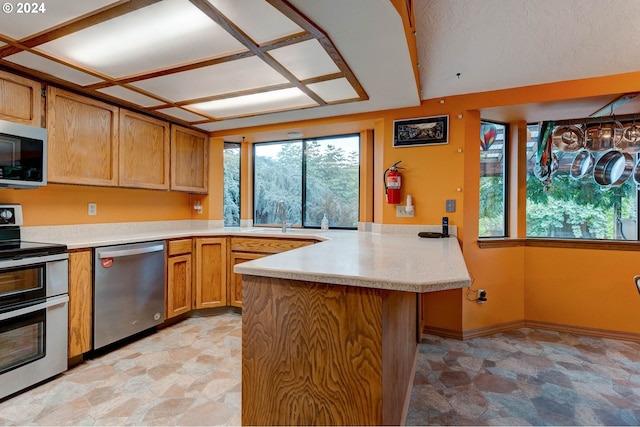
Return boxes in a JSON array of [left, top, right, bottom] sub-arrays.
[[23, 223, 471, 293]]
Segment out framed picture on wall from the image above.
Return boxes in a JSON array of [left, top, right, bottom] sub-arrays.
[[393, 115, 449, 147]]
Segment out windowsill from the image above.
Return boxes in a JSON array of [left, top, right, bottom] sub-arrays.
[[478, 237, 640, 251]]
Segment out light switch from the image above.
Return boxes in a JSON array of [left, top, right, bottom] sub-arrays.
[[445, 199, 456, 212]]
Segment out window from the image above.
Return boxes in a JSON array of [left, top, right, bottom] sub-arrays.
[[526, 122, 638, 240], [223, 142, 240, 227], [253, 134, 360, 229], [479, 121, 508, 237]]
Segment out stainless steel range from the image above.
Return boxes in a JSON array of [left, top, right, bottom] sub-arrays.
[[0, 204, 68, 400]]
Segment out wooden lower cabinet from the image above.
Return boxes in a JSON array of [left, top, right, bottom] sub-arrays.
[[229, 237, 316, 308], [166, 239, 193, 319], [68, 250, 93, 358], [229, 252, 265, 308], [194, 238, 227, 308]]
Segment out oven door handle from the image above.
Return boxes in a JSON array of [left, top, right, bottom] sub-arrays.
[[98, 244, 164, 259], [0, 253, 69, 269], [0, 294, 68, 321]]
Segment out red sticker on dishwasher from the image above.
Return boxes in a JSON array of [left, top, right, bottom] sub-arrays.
[[101, 258, 114, 268]]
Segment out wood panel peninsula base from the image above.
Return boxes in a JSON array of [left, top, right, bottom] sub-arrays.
[[242, 275, 418, 426]]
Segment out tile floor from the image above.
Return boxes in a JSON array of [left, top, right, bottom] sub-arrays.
[[0, 313, 242, 426], [407, 328, 640, 426], [1, 313, 640, 426]]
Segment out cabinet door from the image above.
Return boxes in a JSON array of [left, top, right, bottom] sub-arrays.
[[120, 110, 170, 190], [0, 70, 41, 126], [167, 254, 192, 318], [229, 252, 265, 308], [68, 250, 92, 358], [194, 238, 227, 308], [47, 87, 119, 186], [230, 237, 315, 254], [170, 125, 209, 193]]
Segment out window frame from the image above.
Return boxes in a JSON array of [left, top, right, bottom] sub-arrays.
[[479, 120, 509, 238], [223, 141, 241, 227], [252, 133, 360, 230], [524, 121, 639, 241]]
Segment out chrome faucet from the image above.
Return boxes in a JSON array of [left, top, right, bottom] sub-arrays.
[[276, 200, 287, 232]]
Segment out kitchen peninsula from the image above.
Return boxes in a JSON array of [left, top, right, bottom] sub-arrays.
[[235, 231, 470, 426], [22, 222, 470, 425]]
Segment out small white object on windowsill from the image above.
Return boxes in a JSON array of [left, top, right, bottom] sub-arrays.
[[321, 214, 329, 230]]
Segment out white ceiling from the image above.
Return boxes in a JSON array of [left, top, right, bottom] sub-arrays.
[[416, 0, 640, 123], [1, 0, 639, 134]]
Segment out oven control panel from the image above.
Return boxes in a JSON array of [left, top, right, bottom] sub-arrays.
[[0, 204, 23, 226]]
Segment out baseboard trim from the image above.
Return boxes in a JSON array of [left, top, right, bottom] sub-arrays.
[[462, 320, 526, 340], [424, 320, 640, 343], [525, 320, 640, 343], [422, 325, 464, 340]]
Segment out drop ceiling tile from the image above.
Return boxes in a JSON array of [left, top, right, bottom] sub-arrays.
[[131, 56, 289, 102], [207, 0, 303, 44], [188, 87, 317, 118], [308, 78, 358, 102], [269, 39, 340, 80], [38, 0, 247, 78], [0, 0, 119, 40], [97, 86, 162, 107], [4, 51, 102, 86], [156, 107, 209, 122]]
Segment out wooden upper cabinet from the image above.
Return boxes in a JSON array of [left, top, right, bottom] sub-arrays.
[[0, 70, 41, 126], [170, 124, 209, 193], [119, 109, 170, 190], [47, 87, 119, 186]]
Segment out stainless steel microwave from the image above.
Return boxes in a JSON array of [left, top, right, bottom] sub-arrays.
[[0, 119, 47, 188]]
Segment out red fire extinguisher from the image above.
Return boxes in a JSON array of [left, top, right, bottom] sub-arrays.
[[384, 160, 403, 204]]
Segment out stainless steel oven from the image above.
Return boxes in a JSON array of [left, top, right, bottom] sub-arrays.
[[0, 204, 68, 400]]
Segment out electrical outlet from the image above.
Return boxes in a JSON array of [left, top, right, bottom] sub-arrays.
[[396, 205, 414, 217], [446, 199, 456, 212], [477, 289, 487, 304], [88, 203, 97, 216]]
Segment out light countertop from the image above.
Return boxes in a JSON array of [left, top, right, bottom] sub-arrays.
[[22, 221, 471, 293], [233, 230, 471, 293]]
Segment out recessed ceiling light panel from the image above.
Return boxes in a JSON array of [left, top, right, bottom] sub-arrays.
[[4, 51, 103, 86], [0, 0, 118, 39], [208, 0, 304, 44], [38, 0, 247, 78], [156, 107, 210, 122], [131, 56, 289, 102], [97, 86, 163, 108], [189, 87, 317, 118], [269, 39, 340, 80], [308, 78, 359, 103]]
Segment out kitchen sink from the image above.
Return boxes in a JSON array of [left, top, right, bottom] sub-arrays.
[[242, 228, 321, 235]]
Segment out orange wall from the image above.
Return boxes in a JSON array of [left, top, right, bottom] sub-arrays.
[[1, 184, 193, 226], [524, 247, 640, 333], [212, 70, 640, 337]]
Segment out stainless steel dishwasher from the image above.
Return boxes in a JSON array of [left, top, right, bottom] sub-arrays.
[[93, 240, 165, 349]]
